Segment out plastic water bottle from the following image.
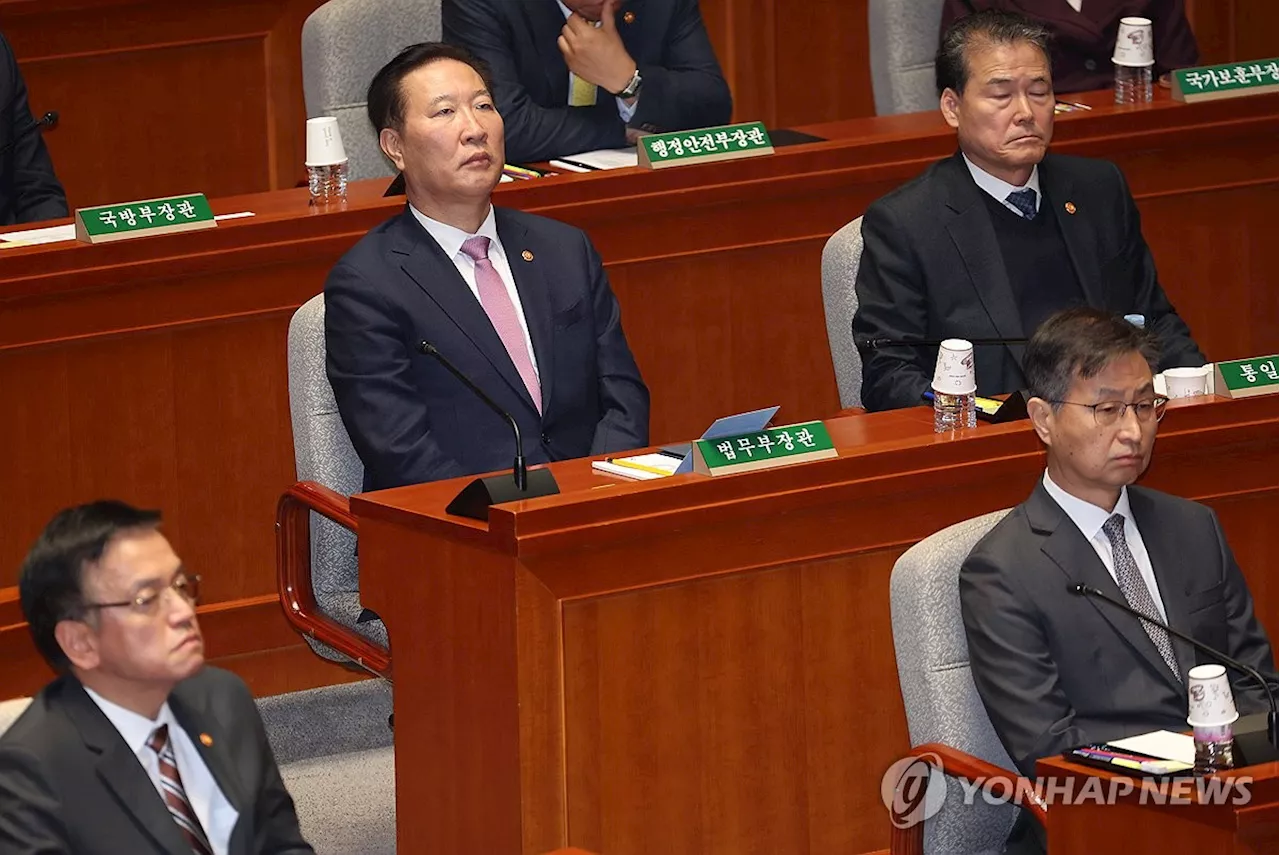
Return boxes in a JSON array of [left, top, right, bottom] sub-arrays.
[[1114, 64, 1153, 104], [1192, 723, 1235, 773], [933, 390, 976, 433], [308, 160, 349, 204]]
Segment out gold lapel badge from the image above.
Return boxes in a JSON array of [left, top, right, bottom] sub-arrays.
[[623, 10, 636, 23], [521, 250, 534, 262], [1064, 202, 1077, 215], [199, 733, 214, 747]]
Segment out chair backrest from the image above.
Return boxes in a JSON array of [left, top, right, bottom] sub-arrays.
[[889, 510, 1018, 855], [868, 0, 947, 115], [0, 697, 31, 738], [820, 216, 864, 410], [301, 0, 443, 182]]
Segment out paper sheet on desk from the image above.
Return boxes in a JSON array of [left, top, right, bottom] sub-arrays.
[[1108, 730, 1195, 765], [562, 148, 639, 169], [0, 211, 256, 247]]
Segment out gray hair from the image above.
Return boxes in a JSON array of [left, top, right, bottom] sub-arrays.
[[936, 10, 1052, 95]]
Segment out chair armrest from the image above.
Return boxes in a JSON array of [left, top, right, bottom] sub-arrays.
[[889, 743, 1047, 855], [276, 481, 392, 679]]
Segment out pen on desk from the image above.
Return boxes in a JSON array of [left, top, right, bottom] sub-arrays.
[[605, 457, 672, 476], [1057, 100, 1093, 111], [549, 158, 599, 172]]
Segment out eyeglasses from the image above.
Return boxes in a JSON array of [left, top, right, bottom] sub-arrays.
[[83, 571, 201, 617], [1047, 397, 1168, 427]]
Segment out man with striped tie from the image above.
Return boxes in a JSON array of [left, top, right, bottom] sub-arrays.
[[0, 501, 313, 854]]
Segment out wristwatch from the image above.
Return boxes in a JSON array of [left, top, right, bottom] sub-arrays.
[[615, 68, 643, 99]]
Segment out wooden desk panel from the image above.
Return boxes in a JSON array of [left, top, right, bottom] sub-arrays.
[[0, 93, 1274, 700], [353, 395, 1277, 855]]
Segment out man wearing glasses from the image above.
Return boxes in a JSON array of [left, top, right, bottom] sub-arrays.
[[0, 501, 313, 854], [959, 308, 1276, 853]]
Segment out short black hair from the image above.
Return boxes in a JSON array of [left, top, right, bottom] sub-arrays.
[[936, 9, 1052, 95], [19, 501, 162, 671], [1023, 308, 1160, 408], [367, 42, 494, 133]]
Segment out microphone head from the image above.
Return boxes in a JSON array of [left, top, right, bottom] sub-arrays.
[[1068, 583, 1088, 595], [40, 111, 58, 129], [418, 340, 436, 356]]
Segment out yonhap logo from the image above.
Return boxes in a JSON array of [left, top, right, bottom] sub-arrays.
[[880, 752, 948, 829]]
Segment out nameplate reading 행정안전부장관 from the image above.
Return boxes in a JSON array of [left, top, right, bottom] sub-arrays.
[[636, 121, 774, 170], [1213, 356, 1279, 398], [1172, 59, 1279, 103], [692, 421, 837, 477], [75, 193, 217, 244]]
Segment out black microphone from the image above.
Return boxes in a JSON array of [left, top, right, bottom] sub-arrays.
[[417, 340, 559, 520], [854, 334, 1030, 350], [0, 110, 58, 155], [1070, 583, 1278, 747]]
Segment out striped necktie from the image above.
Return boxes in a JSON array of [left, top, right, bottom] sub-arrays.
[[1101, 514, 1182, 682], [147, 724, 214, 855]]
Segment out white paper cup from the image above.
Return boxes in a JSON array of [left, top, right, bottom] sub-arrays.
[[1187, 663, 1239, 727], [1163, 366, 1211, 399], [1113, 17, 1155, 67], [305, 116, 348, 167], [932, 339, 976, 395]]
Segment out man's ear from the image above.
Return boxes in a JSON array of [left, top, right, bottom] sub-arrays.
[[940, 88, 962, 129], [55, 619, 100, 672], [379, 127, 406, 172], [1026, 396, 1055, 447]]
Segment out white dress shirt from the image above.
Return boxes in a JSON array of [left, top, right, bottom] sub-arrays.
[[408, 204, 540, 378], [84, 687, 237, 855], [1066, 0, 1083, 12], [556, 0, 639, 122], [1041, 470, 1169, 623], [963, 153, 1042, 217]]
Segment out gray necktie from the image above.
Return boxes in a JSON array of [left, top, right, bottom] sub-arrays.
[[1005, 188, 1038, 219], [1101, 514, 1181, 682]]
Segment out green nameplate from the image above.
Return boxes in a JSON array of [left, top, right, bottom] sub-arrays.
[[1172, 59, 1278, 103], [75, 193, 217, 244], [1213, 356, 1279, 398], [637, 121, 774, 169], [693, 420, 837, 476]]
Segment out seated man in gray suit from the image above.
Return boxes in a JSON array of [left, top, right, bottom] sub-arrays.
[[0, 501, 312, 854], [961, 308, 1276, 851], [853, 10, 1204, 411]]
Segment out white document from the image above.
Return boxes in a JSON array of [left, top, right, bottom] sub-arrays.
[[591, 453, 682, 481], [1108, 730, 1196, 764], [560, 148, 639, 170], [0, 223, 76, 245]]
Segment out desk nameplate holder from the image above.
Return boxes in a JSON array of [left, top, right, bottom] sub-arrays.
[[75, 193, 217, 244], [693, 420, 837, 476], [637, 121, 774, 170], [1214, 355, 1279, 399], [1172, 59, 1279, 103]]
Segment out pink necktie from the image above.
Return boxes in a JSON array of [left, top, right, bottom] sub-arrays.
[[460, 236, 542, 413]]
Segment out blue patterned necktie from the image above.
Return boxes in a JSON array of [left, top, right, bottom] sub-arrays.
[[1101, 514, 1182, 682], [1005, 188, 1038, 220]]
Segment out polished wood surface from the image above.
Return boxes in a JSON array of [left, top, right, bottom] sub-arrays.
[[0, 0, 326, 209], [0, 91, 1274, 702], [1038, 754, 1279, 854], [352, 394, 1277, 855]]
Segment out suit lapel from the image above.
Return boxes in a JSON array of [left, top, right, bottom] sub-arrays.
[[1027, 484, 1183, 693], [521, 0, 573, 103], [941, 153, 1026, 362], [62, 680, 191, 855], [1041, 156, 1104, 308], [170, 692, 247, 816], [1129, 488, 1196, 680], [391, 208, 539, 412], [495, 209, 554, 414]]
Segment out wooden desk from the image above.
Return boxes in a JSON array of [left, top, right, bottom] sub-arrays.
[[1037, 754, 1278, 854], [0, 91, 1274, 700], [351, 395, 1276, 855]]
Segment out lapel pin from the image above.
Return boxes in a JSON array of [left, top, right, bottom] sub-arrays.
[[521, 249, 534, 262], [623, 10, 636, 23], [1064, 202, 1077, 215], [199, 733, 213, 747]]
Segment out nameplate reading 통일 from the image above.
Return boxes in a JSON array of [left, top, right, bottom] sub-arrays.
[[693, 421, 837, 476], [1213, 356, 1279, 398], [637, 122, 774, 170], [1172, 59, 1279, 103], [75, 193, 217, 244]]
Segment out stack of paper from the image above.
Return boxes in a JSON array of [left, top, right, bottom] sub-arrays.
[[591, 452, 682, 481]]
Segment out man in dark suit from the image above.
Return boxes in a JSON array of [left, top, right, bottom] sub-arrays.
[[852, 10, 1203, 412], [0, 501, 312, 854], [0, 31, 68, 225], [961, 308, 1276, 851], [326, 43, 648, 493], [442, 0, 731, 163], [940, 0, 1199, 94]]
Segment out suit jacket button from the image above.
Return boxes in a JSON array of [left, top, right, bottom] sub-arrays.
[[540, 433, 551, 445], [1084, 58, 1097, 71]]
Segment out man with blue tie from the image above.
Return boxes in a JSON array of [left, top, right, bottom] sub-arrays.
[[325, 43, 649, 492], [851, 10, 1204, 412]]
